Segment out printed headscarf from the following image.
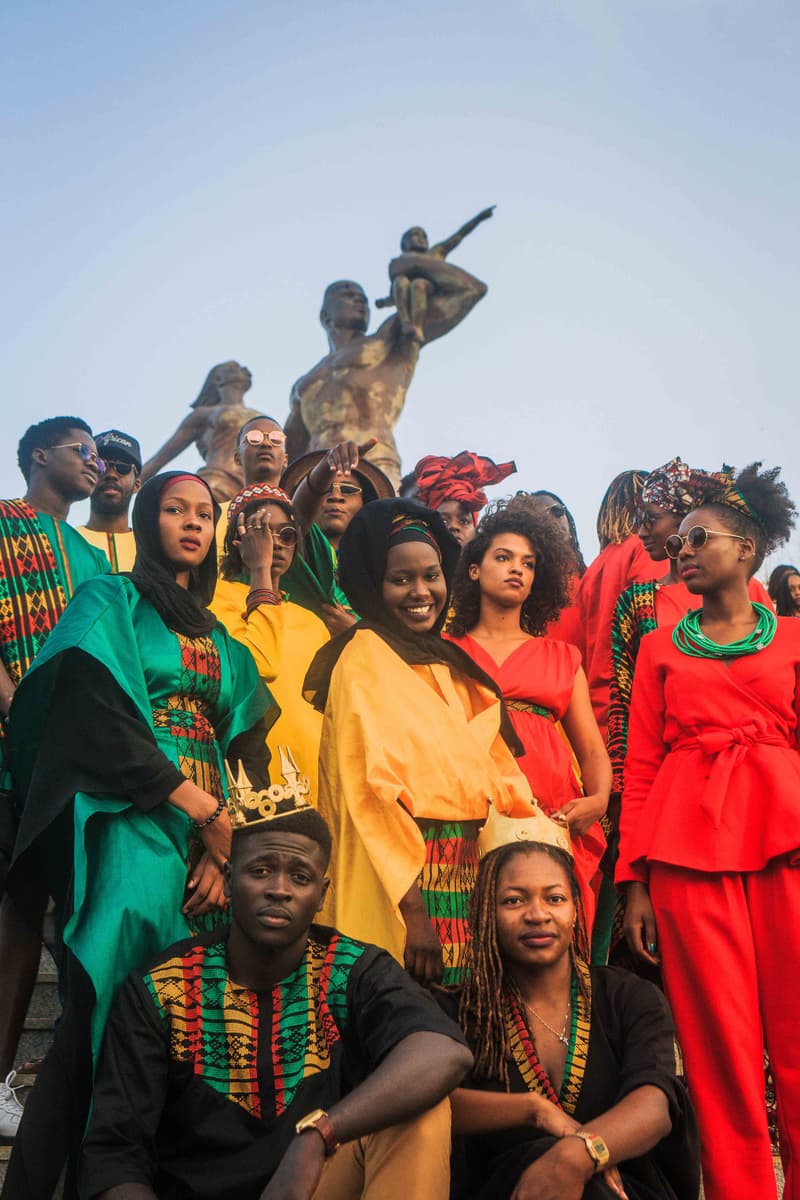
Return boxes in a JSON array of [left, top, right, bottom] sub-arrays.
[[642, 457, 761, 524], [414, 452, 517, 517], [227, 483, 293, 523], [128, 471, 220, 638], [303, 498, 523, 753]]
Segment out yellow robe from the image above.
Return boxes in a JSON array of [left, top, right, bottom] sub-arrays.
[[77, 526, 137, 573], [317, 629, 537, 964], [210, 579, 328, 797]]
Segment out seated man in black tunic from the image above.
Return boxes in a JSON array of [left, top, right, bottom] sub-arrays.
[[81, 772, 472, 1200]]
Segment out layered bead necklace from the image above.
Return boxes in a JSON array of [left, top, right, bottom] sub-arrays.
[[672, 602, 777, 660]]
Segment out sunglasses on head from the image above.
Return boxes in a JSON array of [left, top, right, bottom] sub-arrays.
[[664, 525, 747, 559], [103, 458, 137, 477], [51, 442, 106, 473], [546, 503, 566, 519], [242, 429, 286, 448], [325, 480, 362, 497]]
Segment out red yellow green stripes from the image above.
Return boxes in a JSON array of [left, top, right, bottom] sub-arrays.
[[418, 821, 478, 986]]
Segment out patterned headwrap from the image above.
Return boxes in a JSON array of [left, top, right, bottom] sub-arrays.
[[388, 512, 442, 559], [642, 457, 761, 525], [228, 483, 293, 523], [413, 452, 517, 518]]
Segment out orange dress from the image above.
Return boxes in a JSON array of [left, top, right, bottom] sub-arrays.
[[446, 633, 606, 928]]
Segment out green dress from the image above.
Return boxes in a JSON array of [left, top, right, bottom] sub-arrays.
[[11, 573, 275, 1055]]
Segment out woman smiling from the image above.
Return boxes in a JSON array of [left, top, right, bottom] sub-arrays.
[[304, 498, 539, 986]]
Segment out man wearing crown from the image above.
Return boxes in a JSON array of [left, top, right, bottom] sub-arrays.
[[80, 753, 472, 1200]]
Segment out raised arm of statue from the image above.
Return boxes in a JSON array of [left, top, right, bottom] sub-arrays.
[[385, 257, 487, 345], [431, 205, 495, 259], [139, 410, 205, 484]]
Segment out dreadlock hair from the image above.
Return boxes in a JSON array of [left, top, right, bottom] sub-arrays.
[[774, 568, 800, 617], [448, 507, 574, 638], [596, 470, 649, 549], [458, 842, 589, 1086], [220, 493, 304, 582], [17, 416, 93, 483], [701, 463, 796, 575]]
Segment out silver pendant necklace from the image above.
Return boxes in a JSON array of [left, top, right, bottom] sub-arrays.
[[523, 998, 571, 1047]]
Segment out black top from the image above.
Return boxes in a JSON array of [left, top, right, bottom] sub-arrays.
[[441, 966, 699, 1200], [82, 925, 466, 1200]]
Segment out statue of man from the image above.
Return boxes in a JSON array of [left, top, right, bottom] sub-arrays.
[[140, 361, 264, 501], [286, 241, 489, 488]]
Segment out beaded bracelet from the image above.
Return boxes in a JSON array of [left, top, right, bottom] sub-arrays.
[[192, 796, 225, 831], [246, 588, 282, 615]]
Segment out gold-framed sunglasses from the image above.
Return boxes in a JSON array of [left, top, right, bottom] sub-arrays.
[[241, 429, 286, 448], [664, 525, 747, 559], [51, 442, 106, 472]]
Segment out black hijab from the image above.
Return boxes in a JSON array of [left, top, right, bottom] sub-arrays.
[[303, 498, 523, 753], [127, 471, 220, 638]]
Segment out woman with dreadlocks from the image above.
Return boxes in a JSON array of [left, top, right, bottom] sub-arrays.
[[4, 473, 274, 1200], [446, 506, 610, 932], [442, 807, 698, 1200], [619, 463, 800, 1200], [304, 497, 539, 988]]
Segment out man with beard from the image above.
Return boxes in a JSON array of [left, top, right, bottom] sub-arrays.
[[77, 431, 142, 571]]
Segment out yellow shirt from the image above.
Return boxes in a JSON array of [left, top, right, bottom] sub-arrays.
[[210, 578, 328, 798], [215, 501, 231, 559], [316, 629, 537, 962], [77, 527, 136, 573]]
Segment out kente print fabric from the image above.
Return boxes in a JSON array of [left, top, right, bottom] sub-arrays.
[[0, 499, 68, 687], [151, 634, 223, 799], [417, 819, 479, 986], [143, 931, 366, 1117]]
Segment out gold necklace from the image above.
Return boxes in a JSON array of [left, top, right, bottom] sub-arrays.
[[523, 998, 571, 1047]]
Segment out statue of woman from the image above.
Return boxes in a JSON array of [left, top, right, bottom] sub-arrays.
[[140, 362, 265, 501]]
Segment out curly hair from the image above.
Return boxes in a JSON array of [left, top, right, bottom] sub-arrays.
[[701, 462, 797, 573], [17, 416, 93, 483], [458, 842, 588, 1085], [596, 470, 649, 549], [498, 490, 586, 575], [447, 507, 574, 637], [220, 493, 303, 581]]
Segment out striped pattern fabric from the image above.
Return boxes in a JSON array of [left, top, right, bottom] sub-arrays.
[[144, 931, 366, 1118], [506, 959, 592, 1115], [0, 499, 68, 687], [418, 820, 479, 986], [607, 581, 658, 795]]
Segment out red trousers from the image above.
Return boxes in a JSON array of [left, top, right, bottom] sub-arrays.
[[650, 858, 800, 1200]]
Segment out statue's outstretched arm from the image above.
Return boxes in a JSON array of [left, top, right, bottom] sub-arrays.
[[432, 205, 495, 258], [139, 411, 203, 484], [417, 260, 488, 345]]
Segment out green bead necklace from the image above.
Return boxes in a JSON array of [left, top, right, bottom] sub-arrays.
[[672, 602, 777, 660]]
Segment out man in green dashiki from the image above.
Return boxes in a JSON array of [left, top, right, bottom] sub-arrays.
[[0, 416, 110, 1138], [82, 801, 471, 1200]]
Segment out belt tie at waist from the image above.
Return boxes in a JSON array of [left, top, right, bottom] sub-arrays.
[[672, 722, 787, 828]]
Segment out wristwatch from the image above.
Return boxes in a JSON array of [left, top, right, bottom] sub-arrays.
[[570, 1131, 610, 1172], [295, 1108, 340, 1157]]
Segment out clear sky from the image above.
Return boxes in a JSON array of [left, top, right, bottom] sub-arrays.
[[4, 0, 799, 569]]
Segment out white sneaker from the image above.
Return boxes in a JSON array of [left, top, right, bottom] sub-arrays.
[[0, 1070, 23, 1139]]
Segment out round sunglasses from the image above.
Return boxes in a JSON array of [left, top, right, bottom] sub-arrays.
[[664, 525, 747, 559], [241, 429, 286, 448], [51, 442, 106, 473]]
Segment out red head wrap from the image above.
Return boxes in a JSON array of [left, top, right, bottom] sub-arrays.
[[413, 452, 517, 519]]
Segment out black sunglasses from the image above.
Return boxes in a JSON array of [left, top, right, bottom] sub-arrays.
[[103, 458, 138, 477]]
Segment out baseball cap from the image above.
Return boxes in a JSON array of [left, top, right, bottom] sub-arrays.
[[94, 430, 142, 472]]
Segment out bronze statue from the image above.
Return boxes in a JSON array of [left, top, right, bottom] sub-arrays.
[[375, 206, 495, 342], [286, 208, 493, 489], [140, 361, 264, 500]]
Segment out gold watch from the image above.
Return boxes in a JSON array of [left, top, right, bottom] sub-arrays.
[[295, 1108, 340, 1157], [570, 1131, 610, 1172]]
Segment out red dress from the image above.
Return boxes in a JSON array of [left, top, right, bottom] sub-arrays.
[[575, 536, 653, 737], [446, 633, 606, 927]]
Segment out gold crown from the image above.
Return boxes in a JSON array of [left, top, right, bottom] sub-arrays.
[[225, 746, 313, 829], [477, 802, 572, 860]]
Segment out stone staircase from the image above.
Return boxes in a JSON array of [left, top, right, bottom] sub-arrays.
[[0, 940, 60, 1191]]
